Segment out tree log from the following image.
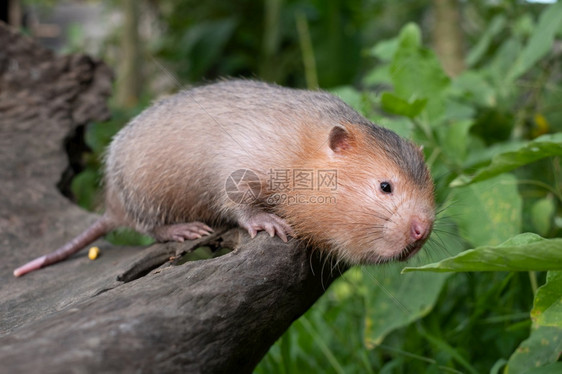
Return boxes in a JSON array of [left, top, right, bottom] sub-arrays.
[[0, 22, 343, 373]]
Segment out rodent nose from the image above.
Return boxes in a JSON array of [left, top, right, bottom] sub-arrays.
[[411, 219, 431, 241]]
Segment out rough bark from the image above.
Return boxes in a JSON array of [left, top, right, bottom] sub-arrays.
[[0, 21, 343, 373]]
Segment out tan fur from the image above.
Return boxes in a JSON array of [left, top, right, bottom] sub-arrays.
[[104, 80, 435, 264]]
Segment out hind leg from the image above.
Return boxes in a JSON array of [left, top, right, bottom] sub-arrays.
[[151, 222, 213, 242]]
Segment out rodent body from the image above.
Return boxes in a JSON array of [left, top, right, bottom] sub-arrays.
[[14, 80, 435, 277]]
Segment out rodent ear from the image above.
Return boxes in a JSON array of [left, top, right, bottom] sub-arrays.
[[329, 126, 352, 153]]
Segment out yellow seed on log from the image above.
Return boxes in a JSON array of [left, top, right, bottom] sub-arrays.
[[88, 246, 100, 260]]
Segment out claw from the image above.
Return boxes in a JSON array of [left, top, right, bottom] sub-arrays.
[[248, 227, 257, 238], [152, 222, 213, 242], [275, 228, 288, 243], [238, 212, 294, 242]]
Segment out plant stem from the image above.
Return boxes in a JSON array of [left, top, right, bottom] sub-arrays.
[[295, 11, 318, 90], [517, 179, 562, 203], [378, 343, 465, 374], [528, 271, 538, 295]]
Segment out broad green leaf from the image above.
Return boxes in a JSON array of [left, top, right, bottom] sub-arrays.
[[450, 70, 496, 107], [532, 271, 562, 328], [466, 15, 506, 67], [369, 37, 398, 62], [86, 120, 127, 156], [376, 116, 414, 139], [462, 139, 526, 172], [363, 234, 463, 346], [390, 23, 450, 122], [451, 133, 562, 187], [380, 92, 426, 118], [71, 168, 101, 212], [331, 86, 364, 113], [531, 196, 556, 237], [448, 174, 522, 247], [507, 2, 562, 82], [556, 216, 562, 230], [402, 233, 562, 273], [443, 98, 475, 121], [513, 14, 534, 39], [179, 18, 238, 79], [333, 87, 379, 123], [521, 363, 562, 374], [490, 359, 508, 374], [397, 22, 421, 49], [363, 65, 392, 86], [364, 266, 450, 347], [439, 120, 473, 164], [106, 228, 154, 246], [505, 326, 562, 374], [484, 38, 522, 93], [504, 272, 562, 373], [415, 324, 480, 374]]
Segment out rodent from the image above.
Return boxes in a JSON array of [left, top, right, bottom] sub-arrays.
[[14, 80, 435, 277]]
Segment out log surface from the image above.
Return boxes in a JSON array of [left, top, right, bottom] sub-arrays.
[[0, 22, 342, 374]]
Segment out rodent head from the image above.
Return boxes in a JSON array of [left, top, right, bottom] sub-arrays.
[[278, 122, 435, 265]]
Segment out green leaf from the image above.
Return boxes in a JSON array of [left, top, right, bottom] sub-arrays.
[[461, 139, 526, 173], [513, 13, 535, 39], [85, 121, 125, 156], [448, 174, 522, 247], [505, 326, 562, 374], [507, 2, 562, 82], [363, 65, 392, 86], [443, 98, 475, 121], [364, 266, 451, 347], [490, 359, 508, 374], [363, 234, 464, 346], [451, 133, 562, 187], [521, 363, 562, 374], [466, 15, 506, 67], [438, 120, 473, 164], [380, 92, 426, 118], [369, 37, 398, 62], [390, 23, 450, 122], [506, 271, 562, 373], [331, 86, 364, 112], [376, 117, 414, 139], [333, 87, 378, 121], [106, 228, 154, 246], [450, 71, 496, 107], [70, 169, 100, 212], [532, 271, 562, 328], [402, 233, 562, 273], [531, 196, 556, 237], [397, 23, 421, 49], [179, 18, 238, 79], [484, 38, 522, 95]]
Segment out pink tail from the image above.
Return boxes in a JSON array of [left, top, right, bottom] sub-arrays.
[[13, 218, 112, 277]]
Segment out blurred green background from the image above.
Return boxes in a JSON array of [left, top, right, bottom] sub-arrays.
[[7, 0, 562, 372]]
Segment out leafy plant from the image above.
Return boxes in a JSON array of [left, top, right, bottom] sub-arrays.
[[53, 0, 561, 371], [258, 2, 562, 373]]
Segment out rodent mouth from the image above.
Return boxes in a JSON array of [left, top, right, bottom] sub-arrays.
[[398, 240, 425, 261]]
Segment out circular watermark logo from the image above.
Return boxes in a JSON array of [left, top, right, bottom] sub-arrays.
[[225, 169, 261, 204]]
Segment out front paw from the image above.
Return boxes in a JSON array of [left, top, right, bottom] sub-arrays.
[[238, 213, 294, 242]]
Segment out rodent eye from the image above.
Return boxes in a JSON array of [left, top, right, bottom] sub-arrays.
[[380, 181, 392, 194]]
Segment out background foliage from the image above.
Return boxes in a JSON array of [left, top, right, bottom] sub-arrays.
[[22, 0, 562, 372]]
